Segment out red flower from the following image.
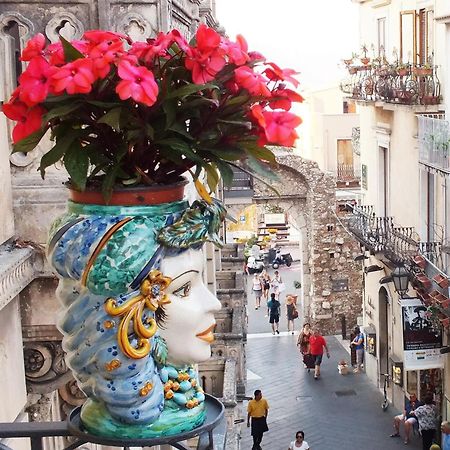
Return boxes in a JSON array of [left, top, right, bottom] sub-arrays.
[[45, 40, 89, 66], [248, 51, 265, 62], [269, 88, 304, 111], [261, 110, 302, 147], [18, 57, 56, 106], [222, 35, 248, 66], [264, 62, 299, 87], [196, 24, 221, 53], [234, 66, 271, 97], [2, 101, 46, 143], [21, 33, 46, 61], [116, 60, 158, 106], [51, 59, 96, 94], [185, 25, 226, 84], [83, 30, 128, 45]]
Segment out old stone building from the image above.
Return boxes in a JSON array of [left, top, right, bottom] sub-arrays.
[[251, 152, 363, 335], [0, 2, 246, 449]]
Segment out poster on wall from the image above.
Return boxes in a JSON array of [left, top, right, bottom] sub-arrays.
[[402, 298, 443, 369]]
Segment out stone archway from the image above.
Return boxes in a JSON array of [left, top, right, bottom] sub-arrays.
[[253, 153, 362, 335]]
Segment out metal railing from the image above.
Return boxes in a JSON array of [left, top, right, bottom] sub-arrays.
[[337, 163, 356, 181], [347, 205, 420, 264], [340, 64, 441, 106], [418, 115, 450, 173]]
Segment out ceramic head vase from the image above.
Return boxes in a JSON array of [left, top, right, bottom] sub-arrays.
[[47, 194, 226, 438]]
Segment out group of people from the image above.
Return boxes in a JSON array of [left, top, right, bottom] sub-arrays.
[[247, 389, 311, 450], [391, 392, 450, 450], [252, 269, 299, 335]]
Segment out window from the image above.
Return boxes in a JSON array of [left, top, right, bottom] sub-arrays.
[[400, 9, 434, 65], [377, 17, 386, 57]]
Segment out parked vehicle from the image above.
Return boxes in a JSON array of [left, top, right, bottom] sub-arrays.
[[247, 256, 265, 274], [272, 250, 293, 269]]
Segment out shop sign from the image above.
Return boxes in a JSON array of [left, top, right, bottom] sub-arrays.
[[331, 278, 349, 292], [401, 298, 443, 369]]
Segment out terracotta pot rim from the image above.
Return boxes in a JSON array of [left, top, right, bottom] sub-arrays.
[[68, 178, 189, 206]]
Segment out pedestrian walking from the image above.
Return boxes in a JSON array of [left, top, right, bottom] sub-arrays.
[[252, 273, 263, 310], [288, 430, 310, 450], [267, 293, 281, 335], [390, 392, 422, 444], [247, 389, 269, 450], [410, 394, 438, 450], [271, 270, 284, 299], [286, 294, 298, 334], [350, 326, 364, 373], [297, 323, 313, 370], [441, 421, 450, 450], [309, 328, 330, 379], [261, 269, 271, 302]]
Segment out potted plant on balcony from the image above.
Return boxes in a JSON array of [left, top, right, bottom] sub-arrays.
[[413, 254, 427, 269], [433, 273, 450, 289], [2, 27, 302, 440], [360, 44, 370, 65], [396, 62, 410, 77], [413, 63, 433, 77]]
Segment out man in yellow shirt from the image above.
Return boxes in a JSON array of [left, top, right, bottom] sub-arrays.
[[247, 389, 269, 450]]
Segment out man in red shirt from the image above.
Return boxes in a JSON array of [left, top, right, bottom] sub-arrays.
[[309, 328, 330, 379]]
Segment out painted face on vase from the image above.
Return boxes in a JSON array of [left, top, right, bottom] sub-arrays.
[[158, 248, 221, 366]]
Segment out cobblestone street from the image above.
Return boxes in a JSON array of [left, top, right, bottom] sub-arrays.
[[240, 333, 422, 450]]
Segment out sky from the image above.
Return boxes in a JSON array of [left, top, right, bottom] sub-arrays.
[[216, 0, 360, 91]]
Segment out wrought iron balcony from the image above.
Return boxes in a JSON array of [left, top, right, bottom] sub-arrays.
[[347, 205, 420, 264], [340, 64, 441, 106], [418, 114, 450, 173]]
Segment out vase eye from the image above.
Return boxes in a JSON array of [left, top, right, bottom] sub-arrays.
[[173, 281, 191, 298]]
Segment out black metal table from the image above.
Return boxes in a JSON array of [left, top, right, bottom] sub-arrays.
[[0, 394, 224, 450]]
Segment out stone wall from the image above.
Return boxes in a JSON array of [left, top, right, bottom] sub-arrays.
[[254, 153, 362, 335]]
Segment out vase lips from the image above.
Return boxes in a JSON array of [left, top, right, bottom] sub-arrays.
[[195, 323, 216, 343], [68, 179, 189, 206]]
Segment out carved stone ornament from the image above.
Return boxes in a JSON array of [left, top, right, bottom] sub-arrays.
[[116, 12, 155, 42], [45, 12, 84, 43], [24, 341, 72, 394]]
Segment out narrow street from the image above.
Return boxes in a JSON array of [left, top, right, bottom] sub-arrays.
[[240, 265, 422, 450]]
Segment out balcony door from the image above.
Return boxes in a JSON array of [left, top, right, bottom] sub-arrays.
[[337, 139, 354, 181], [378, 146, 389, 217]]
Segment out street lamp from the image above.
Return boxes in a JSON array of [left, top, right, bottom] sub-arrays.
[[391, 265, 410, 298]]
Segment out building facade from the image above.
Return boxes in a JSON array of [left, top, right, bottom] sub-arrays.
[[345, 0, 450, 418]]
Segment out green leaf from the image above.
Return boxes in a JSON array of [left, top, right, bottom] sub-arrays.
[[86, 100, 122, 108], [98, 107, 122, 131], [168, 122, 194, 140], [224, 95, 250, 107], [12, 128, 47, 153], [242, 142, 277, 164], [218, 119, 252, 129], [166, 83, 218, 99], [201, 146, 243, 161], [39, 132, 79, 178], [157, 138, 203, 164], [102, 165, 120, 203], [162, 100, 177, 129], [64, 142, 89, 190], [215, 160, 234, 187], [44, 102, 82, 121], [60, 35, 85, 62]]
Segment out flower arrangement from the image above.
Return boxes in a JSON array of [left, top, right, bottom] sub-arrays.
[[2, 26, 302, 199]]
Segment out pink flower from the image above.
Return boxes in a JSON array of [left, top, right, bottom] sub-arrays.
[[222, 35, 248, 66], [261, 110, 302, 147], [264, 62, 299, 87], [269, 88, 304, 111], [234, 66, 271, 97], [51, 59, 96, 94], [116, 60, 158, 106], [196, 24, 221, 53], [2, 101, 46, 143], [21, 33, 46, 61], [18, 57, 56, 106], [89, 40, 124, 78]]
